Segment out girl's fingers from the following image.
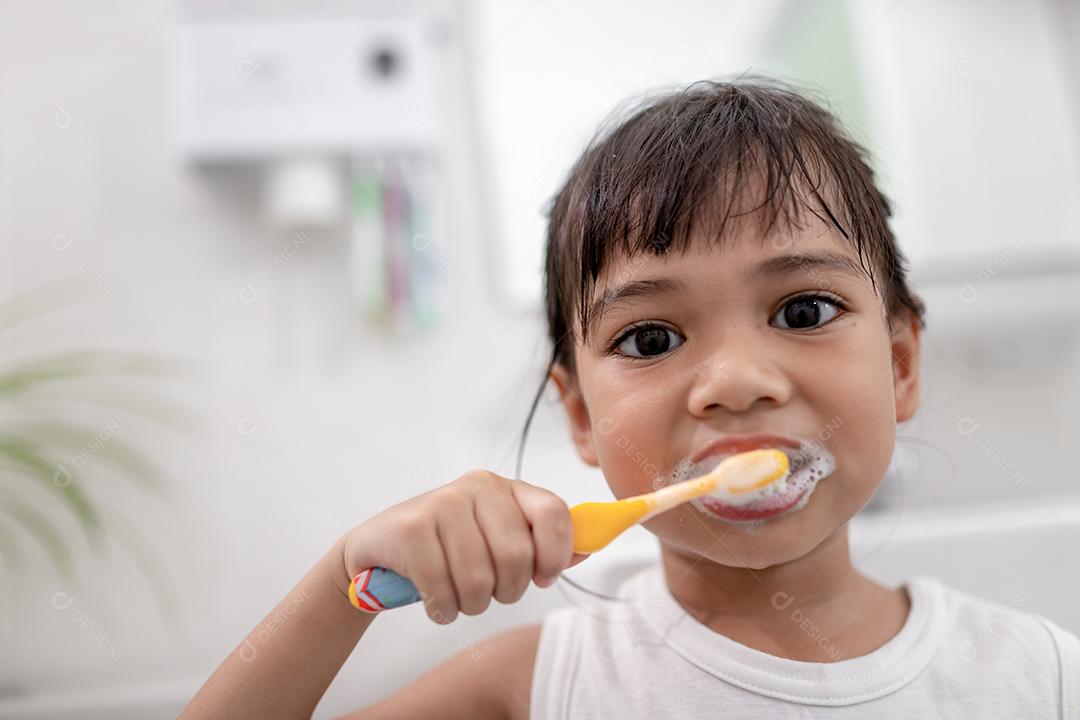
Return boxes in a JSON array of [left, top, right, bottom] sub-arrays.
[[474, 490, 536, 604], [399, 515, 460, 624], [510, 480, 574, 585], [435, 494, 496, 617]]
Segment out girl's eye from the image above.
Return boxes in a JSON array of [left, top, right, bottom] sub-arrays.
[[771, 295, 843, 330], [610, 324, 684, 359]]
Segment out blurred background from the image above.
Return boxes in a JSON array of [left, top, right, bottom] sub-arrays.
[[1, 0, 1079, 717]]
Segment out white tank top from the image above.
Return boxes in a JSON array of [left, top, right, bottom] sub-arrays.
[[529, 564, 1080, 718]]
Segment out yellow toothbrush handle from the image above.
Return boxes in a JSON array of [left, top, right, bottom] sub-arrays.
[[569, 497, 651, 554]]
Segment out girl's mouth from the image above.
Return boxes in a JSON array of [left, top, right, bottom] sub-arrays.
[[672, 441, 836, 524], [694, 486, 810, 521]]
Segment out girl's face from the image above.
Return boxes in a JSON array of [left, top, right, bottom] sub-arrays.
[[551, 218, 921, 569]]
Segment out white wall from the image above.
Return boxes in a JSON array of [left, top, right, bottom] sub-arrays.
[[0, 1, 604, 714]]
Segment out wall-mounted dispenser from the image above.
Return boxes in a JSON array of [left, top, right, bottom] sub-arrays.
[[169, 1, 455, 332]]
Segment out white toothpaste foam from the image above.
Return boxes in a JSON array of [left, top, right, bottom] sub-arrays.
[[658, 439, 837, 520]]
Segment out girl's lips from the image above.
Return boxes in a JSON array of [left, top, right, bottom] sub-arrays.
[[697, 488, 809, 521], [690, 433, 801, 464]]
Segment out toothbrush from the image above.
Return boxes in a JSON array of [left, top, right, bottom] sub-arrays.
[[347, 449, 789, 612]]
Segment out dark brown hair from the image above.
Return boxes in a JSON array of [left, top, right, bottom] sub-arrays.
[[514, 76, 926, 477]]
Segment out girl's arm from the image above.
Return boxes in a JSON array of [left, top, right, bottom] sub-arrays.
[[181, 469, 578, 718], [179, 536, 374, 720]]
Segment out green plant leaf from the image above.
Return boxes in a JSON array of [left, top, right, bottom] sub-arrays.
[[0, 490, 72, 581], [0, 437, 102, 545], [0, 286, 185, 595], [0, 516, 25, 572], [0, 351, 187, 396], [5, 421, 167, 495], [11, 387, 200, 435]]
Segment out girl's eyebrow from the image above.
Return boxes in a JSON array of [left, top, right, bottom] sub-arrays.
[[756, 250, 865, 279], [587, 251, 863, 332], [587, 277, 687, 331]]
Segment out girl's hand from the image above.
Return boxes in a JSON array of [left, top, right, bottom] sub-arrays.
[[340, 470, 587, 624]]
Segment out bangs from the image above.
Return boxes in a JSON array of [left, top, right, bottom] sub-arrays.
[[543, 78, 914, 368]]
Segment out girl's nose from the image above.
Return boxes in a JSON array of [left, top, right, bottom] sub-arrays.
[[685, 346, 793, 416]]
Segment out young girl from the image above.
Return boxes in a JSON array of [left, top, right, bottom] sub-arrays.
[[181, 78, 1079, 719]]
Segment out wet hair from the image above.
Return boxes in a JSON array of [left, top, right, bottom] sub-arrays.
[[514, 76, 926, 479]]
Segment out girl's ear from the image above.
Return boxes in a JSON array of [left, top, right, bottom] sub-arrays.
[[549, 362, 600, 467], [890, 310, 922, 423]]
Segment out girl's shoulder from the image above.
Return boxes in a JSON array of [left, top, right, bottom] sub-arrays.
[[911, 575, 1080, 716], [483, 622, 543, 720], [338, 622, 542, 720]]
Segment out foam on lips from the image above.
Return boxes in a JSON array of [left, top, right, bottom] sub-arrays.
[[668, 440, 837, 519]]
